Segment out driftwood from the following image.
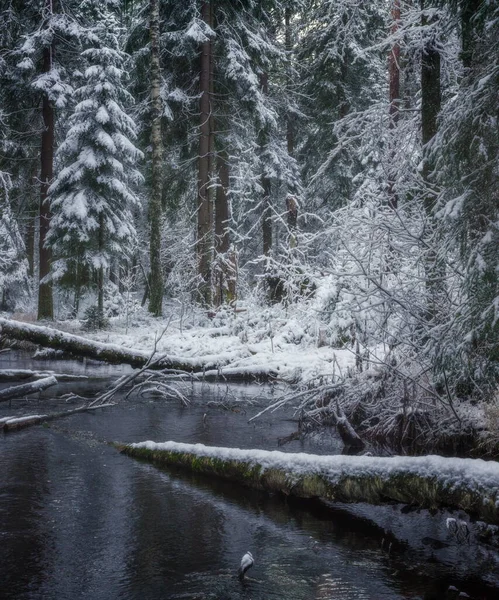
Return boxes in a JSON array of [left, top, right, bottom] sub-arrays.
[[0, 369, 88, 382], [119, 441, 499, 525], [0, 375, 58, 403], [1, 403, 116, 432]]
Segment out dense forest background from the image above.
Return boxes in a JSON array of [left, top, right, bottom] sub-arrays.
[[0, 0, 498, 440]]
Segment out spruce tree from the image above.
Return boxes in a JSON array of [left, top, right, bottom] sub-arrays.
[[47, 0, 143, 320]]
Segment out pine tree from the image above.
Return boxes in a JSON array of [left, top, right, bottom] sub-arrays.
[[47, 0, 143, 320], [1, 0, 84, 317]]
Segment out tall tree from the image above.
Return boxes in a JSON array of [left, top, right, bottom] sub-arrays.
[[47, 0, 143, 319], [148, 0, 164, 316], [37, 0, 56, 319], [197, 0, 214, 305], [387, 0, 401, 210], [420, 0, 443, 321], [436, 0, 499, 390]]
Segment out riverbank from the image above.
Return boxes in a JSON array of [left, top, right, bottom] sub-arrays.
[[1, 304, 498, 457]]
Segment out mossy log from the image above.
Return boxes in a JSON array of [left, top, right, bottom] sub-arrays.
[[118, 441, 499, 525]]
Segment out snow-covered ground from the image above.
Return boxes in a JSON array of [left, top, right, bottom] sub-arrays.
[[51, 301, 357, 383]]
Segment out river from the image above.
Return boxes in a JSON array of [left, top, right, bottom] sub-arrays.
[[1, 352, 498, 599]]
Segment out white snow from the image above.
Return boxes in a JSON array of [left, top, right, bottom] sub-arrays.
[[130, 441, 499, 497], [0, 414, 48, 425]]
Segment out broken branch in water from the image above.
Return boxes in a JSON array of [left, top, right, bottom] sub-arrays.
[[1, 403, 116, 432], [0, 375, 58, 403], [0, 369, 88, 382]]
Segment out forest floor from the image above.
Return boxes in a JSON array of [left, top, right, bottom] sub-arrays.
[[29, 299, 357, 383], [3, 298, 498, 457]]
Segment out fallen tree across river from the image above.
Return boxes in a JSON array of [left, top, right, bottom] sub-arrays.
[[118, 441, 499, 525], [0, 318, 276, 382]]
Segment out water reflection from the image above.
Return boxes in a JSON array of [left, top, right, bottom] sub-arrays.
[[1, 353, 498, 599]]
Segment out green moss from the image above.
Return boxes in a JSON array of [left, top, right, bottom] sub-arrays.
[[117, 444, 499, 525]]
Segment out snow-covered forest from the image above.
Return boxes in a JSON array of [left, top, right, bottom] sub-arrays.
[[1, 0, 498, 454]]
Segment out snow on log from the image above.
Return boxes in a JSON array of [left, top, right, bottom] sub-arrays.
[[119, 441, 499, 525], [0, 318, 276, 381], [0, 375, 58, 402], [1, 403, 116, 432], [0, 369, 37, 381], [0, 317, 215, 371], [201, 366, 279, 382], [1, 414, 49, 431], [0, 369, 89, 382]]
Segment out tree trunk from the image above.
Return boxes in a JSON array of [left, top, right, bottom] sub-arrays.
[[97, 213, 105, 316], [119, 441, 499, 525], [388, 0, 401, 210], [0, 375, 57, 402], [260, 72, 272, 257], [148, 0, 164, 317], [1, 403, 114, 432], [214, 150, 234, 306], [460, 0, 481, 69], [0, 318, 277, 380], [37, 10, 55, 321], [421, 1, 443, 320], [197, 0, 213, 305], [285, 7, 294, 158], [286, 194, 298, 249]]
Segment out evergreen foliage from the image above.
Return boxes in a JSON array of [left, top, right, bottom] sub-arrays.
[[47, 0, 143, 307], [0, 0, 497, 398]]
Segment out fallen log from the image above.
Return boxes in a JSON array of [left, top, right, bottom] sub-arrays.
[[0, 375, 58, 402], [0, 318, 276, 382], [1, 403, 116, 432], [0, 318, 205, 371], [0, 369, 89, 382], [118, 441, 499, 525]]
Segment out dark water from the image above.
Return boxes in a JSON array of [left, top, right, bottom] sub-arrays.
[[1, 353, 498, 599]]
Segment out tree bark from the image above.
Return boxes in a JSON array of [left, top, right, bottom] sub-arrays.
[[214, 150, 234, 306], [421, 1, 443, 319], [285, 7, 294, 158], [388, 0, 401, 210], [260, 72, 272, 257], [197, 0, 213, 305], [460, 0, 481, 69], [148, 0, 164, 317], [119, 441, 499, 525], [97, 213, 105, 316], [37, 6, 55, 321], [286, 194, 298, 249]]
